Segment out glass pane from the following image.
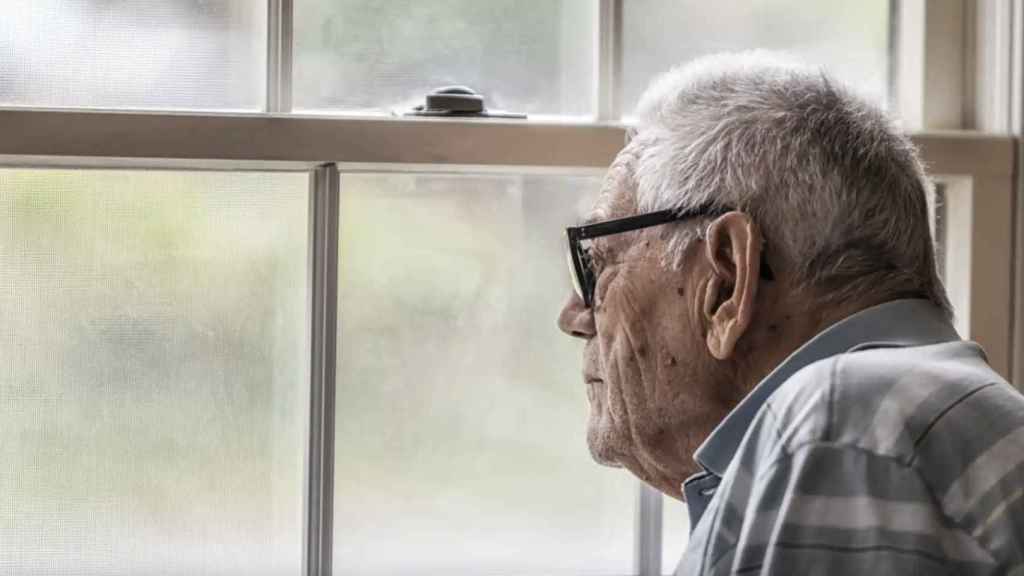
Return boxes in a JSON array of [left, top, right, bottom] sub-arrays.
[[0, 1, 266, 111], [622, 0, 890, 114], [294, 1, 595, 116], [335, 172, 634, 575], [0, 169, 308, 575], [662, 497, 690, 575]]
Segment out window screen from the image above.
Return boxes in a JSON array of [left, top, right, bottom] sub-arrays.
[[0, 169, 308, 575], [293, 0, 595, 116], [334, 171, 635, 575], [621, 0, 891, 114], [0, 1, 267, 111]]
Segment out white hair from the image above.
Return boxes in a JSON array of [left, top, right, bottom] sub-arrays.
[[631, 51, 951, 315]]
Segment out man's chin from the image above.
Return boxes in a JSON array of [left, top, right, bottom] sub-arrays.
[[586, 424, 625, 468]]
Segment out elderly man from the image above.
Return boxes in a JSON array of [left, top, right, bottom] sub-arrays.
[[558, 53, 1024, 574]]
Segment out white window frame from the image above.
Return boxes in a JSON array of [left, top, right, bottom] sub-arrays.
[[0, 2, 1018, 576]]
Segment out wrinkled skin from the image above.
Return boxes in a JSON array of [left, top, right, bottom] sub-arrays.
[[558, 141, 823, 499]]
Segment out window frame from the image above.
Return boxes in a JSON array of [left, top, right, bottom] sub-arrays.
[[0, 2, 1018, 576]]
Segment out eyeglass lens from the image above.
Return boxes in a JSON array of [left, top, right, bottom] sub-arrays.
[[566, 246, 584, 302]]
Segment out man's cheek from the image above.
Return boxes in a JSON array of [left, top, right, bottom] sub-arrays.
[[603, 335, 648, 432]]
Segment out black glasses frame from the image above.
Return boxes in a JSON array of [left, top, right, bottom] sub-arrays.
[[566, 204, 731, 308]]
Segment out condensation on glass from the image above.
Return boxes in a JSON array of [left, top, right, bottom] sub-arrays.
[[334, 172, 634, 575], [0, 1, 267, 110], [293, 0, 595, 116], [621, 0, 891, 114], [0, 169, 308, 575]]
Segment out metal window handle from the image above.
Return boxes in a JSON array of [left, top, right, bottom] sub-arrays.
[[426, 85, 485, 113], [404, 85, 527, 119]]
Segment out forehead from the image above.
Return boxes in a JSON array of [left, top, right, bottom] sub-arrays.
[[585, 142, 641, 224]]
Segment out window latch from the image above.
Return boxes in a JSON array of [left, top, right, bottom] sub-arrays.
[[404, 85, 526, 119]]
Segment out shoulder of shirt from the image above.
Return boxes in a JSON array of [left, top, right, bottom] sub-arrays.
[[758, 340, 1014, 466]]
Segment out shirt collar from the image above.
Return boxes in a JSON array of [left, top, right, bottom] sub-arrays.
[[692, 298, 961, 477]]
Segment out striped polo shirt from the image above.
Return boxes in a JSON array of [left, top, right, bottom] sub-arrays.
[[676, 299, 1024, 575]]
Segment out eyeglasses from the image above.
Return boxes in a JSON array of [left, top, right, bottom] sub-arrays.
[[565, 204, 730, 308]]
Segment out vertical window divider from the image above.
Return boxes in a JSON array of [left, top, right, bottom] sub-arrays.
[[887, 0, 901, 113], [596, 0, 623, 122], [894, 0, 969, 130], [1011, 0, 1024, 133], [1012, 0, 1024, 387], [635, 483, 663, 576], [967, 0, 1016, 131], [305, 163, 340, 576], [267, 0, 294, 113]]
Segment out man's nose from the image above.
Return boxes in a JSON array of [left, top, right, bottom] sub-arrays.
[[557, 293, 596, 339]]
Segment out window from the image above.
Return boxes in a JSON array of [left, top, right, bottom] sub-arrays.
[[334, 172, 634, 574], [0, 169, 308, 574], [0, 1, 266, 111], [1, 3, 1016, 576], [620, 0, 892, 113], [293, 0, 595, 116]]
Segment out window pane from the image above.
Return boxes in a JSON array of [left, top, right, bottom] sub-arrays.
[[0, 169, 308, 575], [622, 0, 890, 114], [0, 1, 266, 111], [335, 172, 634, 575], [294, 1, 595, 116]]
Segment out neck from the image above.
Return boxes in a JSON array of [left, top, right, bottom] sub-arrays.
[[733, 291, 872, 398]]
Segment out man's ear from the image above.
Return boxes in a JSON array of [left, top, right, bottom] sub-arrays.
[[700, 212, 762, 360]]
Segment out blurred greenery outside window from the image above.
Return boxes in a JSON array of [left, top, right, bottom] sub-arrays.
[[334, 172, 635, 576], [293, 0, 597, 116], [0, 1, 267, 111], [620, 0, 891, 114], [1, 1, 893, 575], [1, 170, 309, 574]]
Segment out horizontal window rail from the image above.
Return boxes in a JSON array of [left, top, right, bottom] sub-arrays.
[[0, 109, 624, 168], [0, 109, 1009, 171]]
